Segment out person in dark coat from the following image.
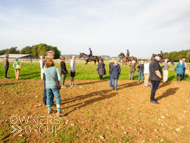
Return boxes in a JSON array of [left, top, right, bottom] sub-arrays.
[[149, 54, 162, 104], [97, 60, 106, 80], [110, 60, 121, 90], [109, 58, 114, 87], [3, 54, 9, 79], [60, 57, 68, 88], [137, 61, 144, 83]]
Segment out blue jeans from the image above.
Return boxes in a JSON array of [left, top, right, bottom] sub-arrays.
[[109, 74, 113, 86], [46, 88, 61, 105], [112, 79, 118, 89], [138, 71, 143, 81]]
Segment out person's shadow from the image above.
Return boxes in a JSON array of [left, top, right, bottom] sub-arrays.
[[159, 81, 172, 89], [168, 75, 176, 81], [63, 89, 117, 115], [156, 87, 179, 101]]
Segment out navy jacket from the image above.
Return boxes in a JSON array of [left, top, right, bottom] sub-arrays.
[[110, 64, 121, 79], [97, 63, 106, 76]]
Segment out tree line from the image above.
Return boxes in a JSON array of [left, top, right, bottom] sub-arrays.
[[0, 44, 61, 59], [163, 49, 190, 62]]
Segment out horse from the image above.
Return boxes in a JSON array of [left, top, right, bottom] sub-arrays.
[[79, 53, 102, 65], [118, 52, 137, 65], [151, 54, 174, 65]]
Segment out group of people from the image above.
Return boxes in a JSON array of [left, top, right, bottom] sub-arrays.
[[41, 51, 78, 116], [2, 50, 188, 113], [3, 54, 21, 80], [95, 58, 121, 90]]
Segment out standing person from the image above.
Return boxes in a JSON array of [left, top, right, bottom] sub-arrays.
[[44, 58, 65, 117], [182, 58, 187, 80], [60, 57, 68, 88], [144, 59, 150, 87], [13, 58, 21, 80], [163, 59, 170, 83], [70, 56, 76, 86], [3, 54, 9, 79], [97, 60, 106, 81], [137, 61, 144, 83], [40, 56, 44, 79], [149, 54, 162, 104], [110, 60, 121, 90], [129, 60, 136, 80], [160, 51, 163, 59], [42, 50, 55, 105], [109, 58, 114, 88], [126, 49, 130, 60], [176, 60, 185, 81]]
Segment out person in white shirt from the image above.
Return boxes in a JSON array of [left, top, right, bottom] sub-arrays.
[[144, 59, 150, 87], [40, 56, 44, 79], [70, 56, 76, 86]]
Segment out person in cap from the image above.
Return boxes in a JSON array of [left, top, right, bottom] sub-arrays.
[[88, 47, 93, 61], [126, 49, 130, 60], [149, 54, 162, 104]]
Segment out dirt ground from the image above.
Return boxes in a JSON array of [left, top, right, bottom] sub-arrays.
[[0, 78, 190, 143]]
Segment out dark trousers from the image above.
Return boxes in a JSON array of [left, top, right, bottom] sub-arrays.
[[43, 74, 47, 105], [177, 74, 182, 78], [150, 80, 160, 101], [99, 75, 102, 80], [4, 66, 9, 78], [183, 69, 186, 79]]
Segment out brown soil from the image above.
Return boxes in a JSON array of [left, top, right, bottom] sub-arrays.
[[0, 79, 190, 143]]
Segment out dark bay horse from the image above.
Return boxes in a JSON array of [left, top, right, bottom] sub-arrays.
[[151, 54, 174, 65], [118, 52, 137, 65], [79, 53, 102, 65]]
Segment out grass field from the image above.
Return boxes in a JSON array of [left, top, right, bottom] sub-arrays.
[[0, 61, 189, 81]]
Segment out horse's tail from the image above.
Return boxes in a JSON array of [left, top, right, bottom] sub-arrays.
[[135, 57, 138, 64], [169, 58, 175, 65]]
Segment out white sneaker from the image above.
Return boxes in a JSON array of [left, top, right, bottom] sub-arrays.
[[61, 85, 66, 88]]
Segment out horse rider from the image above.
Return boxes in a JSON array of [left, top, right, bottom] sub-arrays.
[[126, 49, 130, 60], [160, 51, 163, 59], [88, 47, 93, 60]]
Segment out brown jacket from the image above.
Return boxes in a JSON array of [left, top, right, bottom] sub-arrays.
[[129, 63, 136, 72], [4, 57, 9, 67]]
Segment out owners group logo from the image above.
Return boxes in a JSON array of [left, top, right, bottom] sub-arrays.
[[10, 115, 60, 134]]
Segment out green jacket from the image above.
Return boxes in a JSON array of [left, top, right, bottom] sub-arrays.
[[13, 61, 21, 70]]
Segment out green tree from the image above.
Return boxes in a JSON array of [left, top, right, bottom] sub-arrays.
[[186, 52, 190, 62], [20, 46, 32, 54]]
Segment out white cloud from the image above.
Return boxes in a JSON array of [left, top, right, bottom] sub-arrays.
[[0, 0, 190, 58]]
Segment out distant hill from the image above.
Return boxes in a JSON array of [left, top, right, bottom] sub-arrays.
[[61, 54, 79, 59]]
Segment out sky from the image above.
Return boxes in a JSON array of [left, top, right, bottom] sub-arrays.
[[0, 0, 190, 58]]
